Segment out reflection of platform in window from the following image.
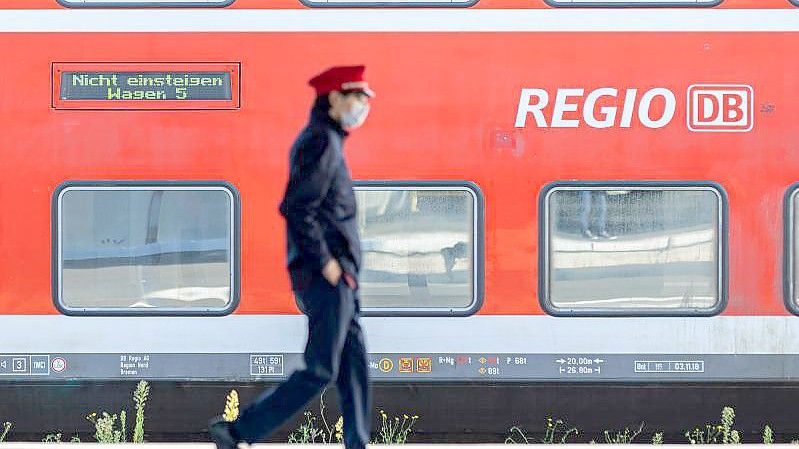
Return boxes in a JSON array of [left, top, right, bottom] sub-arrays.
[[355, 188, 474, 309], [359, 233, 471, 308], [62, 261, 231, 309], [548, 187, 720, 310], [549, 226, 717, 309]]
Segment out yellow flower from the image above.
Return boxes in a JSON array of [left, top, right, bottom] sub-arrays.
[[223, 390, 240, 422], [403, 414, 409, 419], [334, 416, 344, 441]]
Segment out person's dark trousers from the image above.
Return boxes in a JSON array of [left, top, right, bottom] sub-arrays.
[[232, 275, 371, 449]]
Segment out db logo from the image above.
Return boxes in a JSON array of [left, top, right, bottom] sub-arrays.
[[687, 84, 754, 132]]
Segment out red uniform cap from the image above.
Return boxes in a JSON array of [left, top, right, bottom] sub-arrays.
[[308, 65, 375, 98]]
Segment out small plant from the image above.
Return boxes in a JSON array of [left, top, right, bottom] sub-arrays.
[[543, 418, 579, 444], [684, 406, 742, 444], [85, 381, 150, 443], [133, 380, 150, 443], [603, 422, 644, 444], [506, 417, 578, 444], [505, 426, 533, 444], [652, 432, 664, 445], [223, 390, 239, 422], [288, 411, 326, 444], [0, 422, 11, 442], [334, 416, 344, 443], [685, 424, 723, 444], [87, 411, 127, 443], [287, 389, 419, 445], [763, 425, 774, 444], [374, 410, 419, 444], [42, 432, 63, 443], [42, 432, 78, 443], [721, 406, 741, 444], [286, 388, 345, 444], [316, 388, 338, 444]]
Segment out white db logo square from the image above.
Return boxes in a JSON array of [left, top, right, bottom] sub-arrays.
[[687, 84, 753, 132]]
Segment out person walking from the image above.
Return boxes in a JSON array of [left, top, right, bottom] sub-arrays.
[[209, 65, 374, 449]]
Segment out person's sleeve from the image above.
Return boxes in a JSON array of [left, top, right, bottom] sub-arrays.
[[280, 130, 337, 273]]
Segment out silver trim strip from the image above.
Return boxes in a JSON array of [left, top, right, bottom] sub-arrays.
[[0, 9, 798, 32], [2, 315, 799, 354]]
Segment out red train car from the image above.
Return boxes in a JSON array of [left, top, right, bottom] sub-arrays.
[[1, 0, 799, 441]]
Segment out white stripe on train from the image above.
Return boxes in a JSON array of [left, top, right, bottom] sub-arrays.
[[0, 9, 797, 32], [1, 315, 799, 354]]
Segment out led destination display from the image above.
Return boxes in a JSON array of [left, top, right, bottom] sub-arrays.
[[51, 63, 240, 109], [60, 72, 232, 101]]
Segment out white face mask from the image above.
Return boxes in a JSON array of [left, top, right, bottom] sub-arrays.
[[340, 101, 370, 129]]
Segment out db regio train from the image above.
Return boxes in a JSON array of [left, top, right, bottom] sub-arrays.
[[1, 0, 799, 441]]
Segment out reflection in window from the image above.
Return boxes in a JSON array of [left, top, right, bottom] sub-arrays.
[[59, 0, 234, 7], [355, 187, 476, 311], [57, 187, 235, 312], [304, 0, 473, 5], [544, 186, 722, 312], [548, 0, 718, 5], [791, 190, 799, 309]]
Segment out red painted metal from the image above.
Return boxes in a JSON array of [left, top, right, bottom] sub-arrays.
[[0, 30, 795, 317]]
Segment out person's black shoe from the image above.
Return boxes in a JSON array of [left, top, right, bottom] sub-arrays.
[[208, 416, 239, 449]]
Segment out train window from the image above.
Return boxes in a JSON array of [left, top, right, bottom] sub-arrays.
[[301, 0, 477, 7], [57, 0, 234, 7], [784, 184, 799, 314], [53, 182, 239, 316], [545, 0, 720, 6], [354, 182, 483, 316], [540, 182, 726, 316]]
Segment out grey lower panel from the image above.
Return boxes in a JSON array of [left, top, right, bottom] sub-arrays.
[[1, 353, 797, 382]]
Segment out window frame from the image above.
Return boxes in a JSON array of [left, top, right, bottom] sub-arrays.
[[353, 180, 484, 317], [538, 180, 728, 317], [783, 183, 799, 315], [56, 0, 235, 7], [299, 0, 478, 8], [52, 180, 241, 316], [544, 0, 721, 7]]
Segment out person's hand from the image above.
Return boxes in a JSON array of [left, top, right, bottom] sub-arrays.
[[322, 259, 343, 286]]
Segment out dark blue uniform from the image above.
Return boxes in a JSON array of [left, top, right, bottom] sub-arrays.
[[231, 106, 370, 449]]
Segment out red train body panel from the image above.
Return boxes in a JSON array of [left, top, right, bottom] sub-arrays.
[[1, 32, 796, 317]]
